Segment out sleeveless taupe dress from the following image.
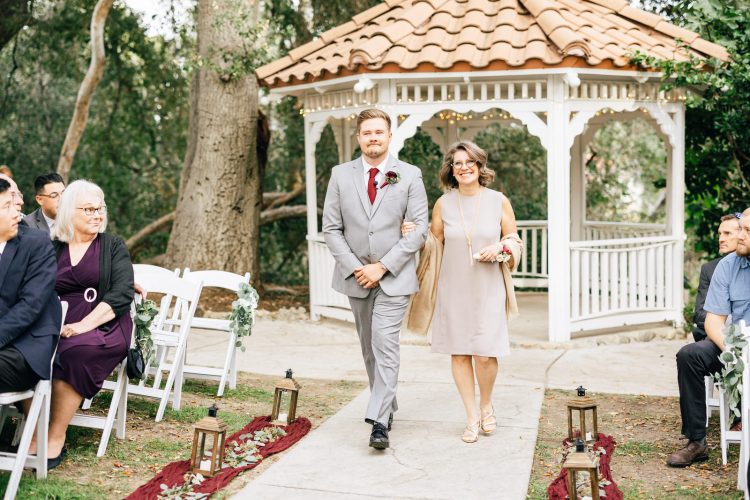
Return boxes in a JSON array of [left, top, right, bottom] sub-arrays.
[[431, 188, 510, 357]]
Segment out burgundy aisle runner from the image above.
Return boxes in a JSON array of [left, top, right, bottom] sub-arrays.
[[127, 416, 311, 499]]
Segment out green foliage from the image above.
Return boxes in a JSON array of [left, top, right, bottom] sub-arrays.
[[134, 298, 158, 362], [584, 119, 667, 223], [712, 323, 748, 420], [630, 0, 750, 254], [475, 122, 547, 220], [0, 0, 192, 257], [228, 282, 260, 351]]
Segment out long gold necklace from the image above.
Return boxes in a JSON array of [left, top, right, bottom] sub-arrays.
[[457, 187, 483, 266]]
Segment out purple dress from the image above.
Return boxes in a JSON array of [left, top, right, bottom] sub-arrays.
[[54, 236, 132, 399]]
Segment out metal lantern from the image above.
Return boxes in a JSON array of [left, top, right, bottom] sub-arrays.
[[190, 404, 227, 477], [563, 438, 600, 500], [567, 386, 599, 443], [271, 369, 300, 426]]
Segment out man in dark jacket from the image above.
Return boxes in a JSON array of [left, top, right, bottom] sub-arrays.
[[0, 178, 62, 392], [692, 214, 740, 342], [25, 172, 65, 234]]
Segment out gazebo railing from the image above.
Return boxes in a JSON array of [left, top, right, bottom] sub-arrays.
[[395, 80, 546, 104], [583, 221, 667, 240], [570, 235, 680, 331], [515, 220, 548, 288]]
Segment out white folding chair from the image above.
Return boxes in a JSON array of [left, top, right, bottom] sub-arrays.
[[68, 298, 140, 457], [181, 268, 251, 396], [128, 271, 203, 422], [706, 376, 721, 426], [0, 302, 67, 500]]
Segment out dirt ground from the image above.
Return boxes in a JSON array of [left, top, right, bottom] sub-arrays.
[[527, 389, 743, 499], [195, 286, 309, 316], [0, 372, 364, 498]]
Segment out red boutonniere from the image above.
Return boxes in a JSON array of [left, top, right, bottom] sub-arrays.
[[381, 170, 400, 188]]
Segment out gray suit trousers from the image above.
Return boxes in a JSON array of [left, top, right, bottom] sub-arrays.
[[349, 288, 409, 426]]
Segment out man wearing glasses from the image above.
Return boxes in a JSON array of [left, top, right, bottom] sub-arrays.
[[25, 172, 65, 234], [691, 213, 741, 342]]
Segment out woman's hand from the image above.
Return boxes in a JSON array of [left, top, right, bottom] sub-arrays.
[[477, 244, 503, 263], [401, 220, 416, 236], [60, 321, 92, 338]]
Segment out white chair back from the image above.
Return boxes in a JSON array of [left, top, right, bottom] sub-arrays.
[[126, 273, 203, 421], [179, 268, 251, 396]]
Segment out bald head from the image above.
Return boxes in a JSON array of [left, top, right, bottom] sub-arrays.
[[0, 173, 23, 210]]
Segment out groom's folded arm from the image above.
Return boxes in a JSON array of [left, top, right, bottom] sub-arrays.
[[380, 173, 429, 277], [322, 173, 363, 278]]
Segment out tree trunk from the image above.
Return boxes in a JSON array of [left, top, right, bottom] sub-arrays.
[[0, 0, 33, 51], [56, 0, 113, 183], [164, 0, 262, 283]]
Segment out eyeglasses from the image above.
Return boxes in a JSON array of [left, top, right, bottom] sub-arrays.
[[77, 206, 107, 216], [452, 160, 477, 169], [39, 190, 64, 199]]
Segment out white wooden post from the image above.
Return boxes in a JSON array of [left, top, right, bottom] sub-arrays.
[[305, 118, 326, 320], [547, 75, 572, 342], [667, 105, 686, 326], [570, 134, 585, 241]]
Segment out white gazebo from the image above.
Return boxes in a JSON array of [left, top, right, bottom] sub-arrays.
[[256, 0, 728, 342]]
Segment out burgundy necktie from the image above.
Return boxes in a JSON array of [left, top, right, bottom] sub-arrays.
[[367, 167, 378, 204]]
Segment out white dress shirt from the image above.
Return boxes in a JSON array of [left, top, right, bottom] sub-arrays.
[[43, 211, 55, 232], [363, 157, 388, 190]]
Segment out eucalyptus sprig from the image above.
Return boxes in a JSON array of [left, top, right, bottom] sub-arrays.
[[134, 299, 158, 363], [712, 323, 748, 420], [158, 472, 207, 500], [228, 282, 260, 352]]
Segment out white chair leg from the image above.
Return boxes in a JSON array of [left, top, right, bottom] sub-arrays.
[[229, 337, 237, 390], [157, 343, 187, 422], [172, 349, 185, 410], [705, 377, 712, 427], [721, 389, 730, 465], [81, 398, 93, 410], [4, 385, 45, 500], [217, 335, 236, 397], [115, 369, 128, 440], [36, 386, 50, 479], [96, 365, 126, 457]]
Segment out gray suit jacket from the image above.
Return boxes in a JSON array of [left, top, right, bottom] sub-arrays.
[[24, 208, 51, 234], [323, 155, 429, 298]]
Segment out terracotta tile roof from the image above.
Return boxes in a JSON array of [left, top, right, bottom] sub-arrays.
[[257, 0, 729, 87]]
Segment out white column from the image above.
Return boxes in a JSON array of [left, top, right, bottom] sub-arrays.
[[304, 117, 326, 321], [667, 105, 685, 326], [569, 134, 585, 241], [547, 75, 572, 342]]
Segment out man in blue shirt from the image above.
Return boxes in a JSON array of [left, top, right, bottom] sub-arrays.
[[667, 208, 750, 467]]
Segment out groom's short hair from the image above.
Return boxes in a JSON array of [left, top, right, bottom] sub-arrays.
[[356, 108, 391, 133]]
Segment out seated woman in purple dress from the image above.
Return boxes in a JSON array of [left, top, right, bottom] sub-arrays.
[[29, 180, 134, 468]]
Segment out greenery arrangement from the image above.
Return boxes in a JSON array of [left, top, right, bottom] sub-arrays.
[[156, 425, 286, 499], [134, 298, 158, 363], [711, 322, 748, 420], [228, 282, 260, 352]]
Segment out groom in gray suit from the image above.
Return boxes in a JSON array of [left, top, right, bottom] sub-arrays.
[[323, 108, 428, 449]]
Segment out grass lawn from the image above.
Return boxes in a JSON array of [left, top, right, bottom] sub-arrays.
[[0, 373, 364, 498], [527, 389, 743, 499]]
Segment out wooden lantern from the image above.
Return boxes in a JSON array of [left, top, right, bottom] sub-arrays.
[[567, 386, 598, 442], [190, 404, 227, 477], [271, 369, 300, 426], [563, 440, 600, 500]]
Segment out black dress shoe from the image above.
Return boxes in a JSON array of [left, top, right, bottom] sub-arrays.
[[369, 422, 389, 450], [388, 412, 393, 431], [47, 446, 67, 470]]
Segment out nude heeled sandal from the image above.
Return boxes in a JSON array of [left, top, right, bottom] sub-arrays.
[[462, 421, 480, 443], [480, 406, 497, 434]]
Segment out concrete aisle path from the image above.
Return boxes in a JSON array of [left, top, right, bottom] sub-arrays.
[[183, 313, 685, 499]]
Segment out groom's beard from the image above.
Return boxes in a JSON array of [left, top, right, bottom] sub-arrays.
[[364, 142, 386, 158], [737, 241, 750, 257]]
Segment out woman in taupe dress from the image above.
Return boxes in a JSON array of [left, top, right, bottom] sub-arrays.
[[404, 140, 518, 443]]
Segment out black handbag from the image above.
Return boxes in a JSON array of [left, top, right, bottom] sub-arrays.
[[126, 347, 145, 380]]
